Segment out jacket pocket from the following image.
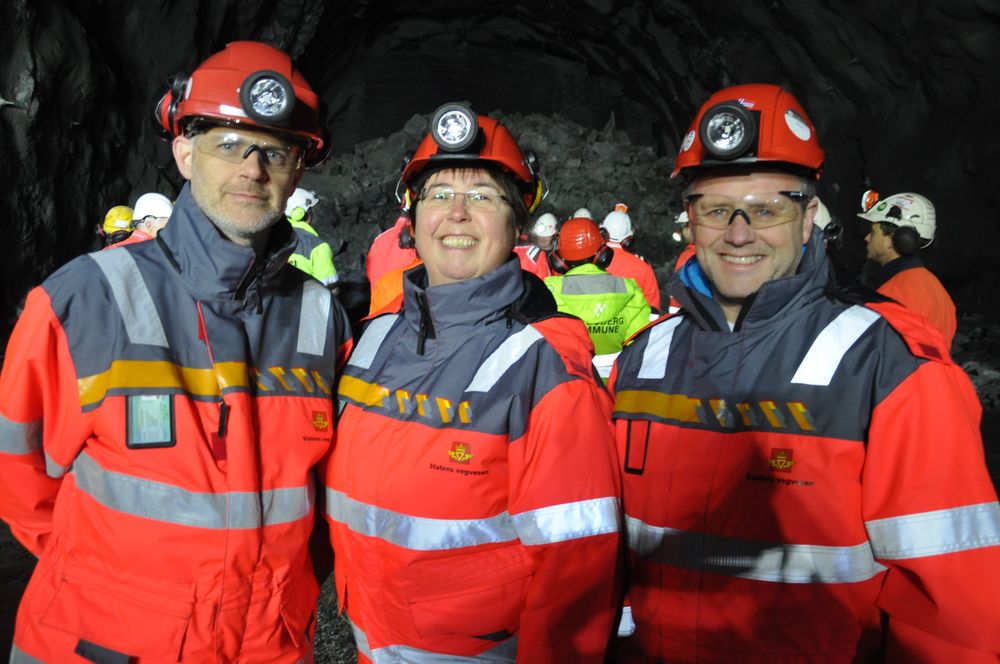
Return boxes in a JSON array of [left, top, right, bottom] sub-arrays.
[[278, 570, 320, 649], [405, 546, 533, 640], [40, 559, 194, 661]]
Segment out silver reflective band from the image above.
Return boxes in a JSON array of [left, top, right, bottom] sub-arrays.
[[791, 306, 880, 386], [10, 643, 45, 664], [866, 502, 1000, 560], [89, 250, 169, 348], [348, 315, 399, 370], [297, 279, 330, 356], [0, 413, 41, 454], [560, 273, 628, 295], [353, 621, 517, 663], [45, 452, 68, 479], [513, 497, 620, 545], [73, 452, 312, 529], [637, 316, 683, 380], [626, 515, 886, 584], [327, 488, 517, 551], [465, 326, 543, 393]]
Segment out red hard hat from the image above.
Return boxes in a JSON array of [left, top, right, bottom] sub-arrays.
[[672, 83, 824, 179], [558, 217, 605, 261], [400, 102, 544, 212], [155, 41, 329, 165]]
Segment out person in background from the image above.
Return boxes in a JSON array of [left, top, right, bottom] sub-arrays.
[[600, 203, 661, 310], [286, 187, 339, 289], [326, 102, 622, 663], [115, 192, 174, 246], [99, 204, 133, 247], [610, 83, 1000, 661], [573, 207, 593, 219], [366, 209, 419, 287], [513, 211, 556, 280], [859, 191, 956, 349], [0, 41, 352, 663], [671, 210, 696, 273], [545, 217, 651, 382]]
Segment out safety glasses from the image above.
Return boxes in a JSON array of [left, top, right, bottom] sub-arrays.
[[194, 130, 304, 173], [685, 191, 811, 229]]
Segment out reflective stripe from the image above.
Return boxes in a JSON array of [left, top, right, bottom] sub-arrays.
[[513, 496, 620, 545], [0, 413, 41, 454], [10, 643, 45, 664], [465, 326, 543, 393], [790, 306, 880, 386], [297, 279, 330, 356], [45, 452, 68, 478], [560, 273, 628, 295], [353, 622, 517, 663], [326, 488, 517, 550], [89, 250, 169, 347], [626, 515, 886, 583], [526, 245, 540, 261], [617, 604, 635, 637], [73, 452, 311, 529], [866, 502, 1000, 560], [348, 315, 398, 370], [77, 360, 249, 407], [637, 316, 683, 380]]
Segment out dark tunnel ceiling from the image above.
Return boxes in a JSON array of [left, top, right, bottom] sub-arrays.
[[3, 0, 1000, 344]]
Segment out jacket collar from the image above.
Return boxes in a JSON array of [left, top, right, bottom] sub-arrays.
[[670, 226, 830, 332], [868, 254, 924, 289], [156, 183, 296, 299]]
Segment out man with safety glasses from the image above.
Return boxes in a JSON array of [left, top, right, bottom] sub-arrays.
[[0, 42, 351, 662], [608, 84, 1000, 661]]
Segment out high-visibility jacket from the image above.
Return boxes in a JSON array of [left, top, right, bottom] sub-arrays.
[[870, 254, 957, 350], [513, 243, 551, 280], [667, 243, 697, 313], [366, 215, 417, 286], [367, 257, 423, 317], [605, 243, 661, 310], [0, 184, 352, 663], [545, 263, 651, 356], [609, 228, 1000, 662], [326, 258, 623, 663], [289, 218, 339, 287]]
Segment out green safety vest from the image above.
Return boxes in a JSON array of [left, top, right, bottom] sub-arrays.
[[288, 219, 338, 287], [545, 262, 651, 355]]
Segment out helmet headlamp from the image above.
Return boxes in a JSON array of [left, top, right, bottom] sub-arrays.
[[240, 70, 295, 125], [430, 103, 478, 152], [699, 102, 756, 160]]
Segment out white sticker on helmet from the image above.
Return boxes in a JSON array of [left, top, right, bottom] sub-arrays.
[[681, 130, 696, 153], [785, 109, 811, 141]]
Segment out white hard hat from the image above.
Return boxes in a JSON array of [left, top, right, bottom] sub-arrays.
[[601, 210, 633, 243], [572, 208, 593, 220], [532, 213, 557, 238], [285, 188, 319, 218], [674, 210, 689, 226], [813, 197, 832, 230], [132, 193, 173, 220], [857, 192, 936, 242]]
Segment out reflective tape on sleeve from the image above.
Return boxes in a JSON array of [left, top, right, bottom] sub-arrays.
[[637, 316, 683, 380], [89, 250, 169, 348], [512, 496, 620, 545], [326, 488, 517, 550], [352, 621, 518, 663], [347, 315, 399, 370], [0, 414, 41, 454], [626, 515, 886, 584], [866, 502, 1000, 560], [297, 279, 331, 356], [791, 305, 880, 386], [465, 326, 543, 393]]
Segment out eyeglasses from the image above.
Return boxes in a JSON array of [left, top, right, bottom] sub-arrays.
[[418, 186, 510, 211], [685, 191, 810, 229], [194, 131, 304, 173]]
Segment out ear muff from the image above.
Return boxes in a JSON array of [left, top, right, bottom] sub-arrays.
[[547, 250, 570, 275], [523, 150, 545, 213], [594, 245, 614, 270], [288, 206, 307, 222], [891, 225, 921, 256], [154, 72, 189, 139], [398, 219, 415, 250]]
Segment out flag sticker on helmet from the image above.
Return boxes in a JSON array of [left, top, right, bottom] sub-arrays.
[[681, 130, 696, 152], [785, 109, 812, 141]]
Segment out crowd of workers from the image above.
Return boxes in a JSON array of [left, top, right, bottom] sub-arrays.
[[1, 39, 998, 664]]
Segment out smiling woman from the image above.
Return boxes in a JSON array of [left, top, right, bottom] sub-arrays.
[[324, 103, 624, 662]]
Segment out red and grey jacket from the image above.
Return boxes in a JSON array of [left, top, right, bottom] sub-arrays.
[[610, 229, 1000, 662], [513, 242, 551, 280], [326, 258, 623, 663], [0, 183, 352, 663]]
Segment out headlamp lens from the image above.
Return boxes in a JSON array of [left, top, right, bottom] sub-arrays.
[[436, 110, 473, 146], [248, 77, 289, 118], [705, 111, 746, 152]]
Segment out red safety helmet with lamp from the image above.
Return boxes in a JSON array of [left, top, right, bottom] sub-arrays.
[[153, 41, 330, 166], [548, 217, 614, 274], [397, 102, 546, 214], [672, 83, 824, 180]]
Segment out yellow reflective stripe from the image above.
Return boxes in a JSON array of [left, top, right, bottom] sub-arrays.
[[339, 374, 389, 408], [77, 360, 249, 406], [615, 390, 704, 423]]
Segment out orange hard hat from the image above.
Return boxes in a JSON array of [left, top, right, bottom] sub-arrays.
[[154, 41, 329, 165], [558, 217, 605, 261], [672, 83, 824, 179]]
